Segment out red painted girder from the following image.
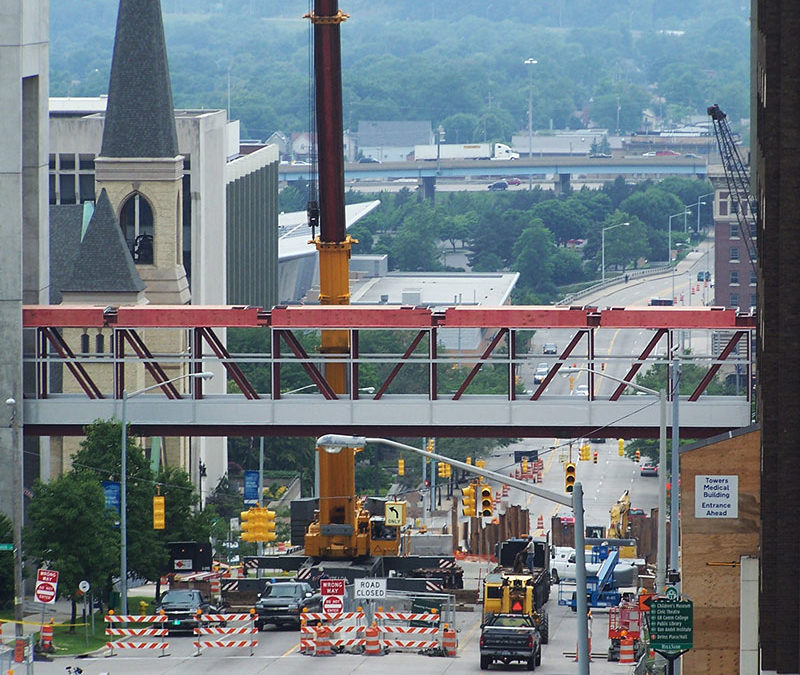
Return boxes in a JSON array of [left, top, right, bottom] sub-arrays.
[[270, 305, 432, 328], [23, 305, 107, 327], [115, 305, 264, 327], [442, 306, 592, 328], [599, 306, 752, 328]]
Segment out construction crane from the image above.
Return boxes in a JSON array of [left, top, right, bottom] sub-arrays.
[[707, 104, 758, 276], [607, 490, 631, 539]]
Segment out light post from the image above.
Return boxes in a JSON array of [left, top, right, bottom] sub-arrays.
[[314, 434, 591, 675], [601, 221, 630, 283], [668, 210, 689, 264], [525, 58, 537, 190], [693, 192, 713, 234], [119, 370, 213, 615], [562, 367, 669, 592], [6, 397, 23, 640]]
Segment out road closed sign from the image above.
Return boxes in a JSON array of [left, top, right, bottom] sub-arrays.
[[34, 569, 59, 605], [355, 577, 387, 599]]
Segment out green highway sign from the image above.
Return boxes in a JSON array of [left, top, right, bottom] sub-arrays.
[[0, 543, 13, 551], [650, 598, 693, 652]]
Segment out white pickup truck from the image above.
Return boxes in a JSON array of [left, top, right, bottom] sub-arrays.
[[550, 546, 639, 586]]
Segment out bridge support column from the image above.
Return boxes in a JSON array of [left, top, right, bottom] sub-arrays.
[[421, 176, 436, 200], [555, 173, 571, 194]]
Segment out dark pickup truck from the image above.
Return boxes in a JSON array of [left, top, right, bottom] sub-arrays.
[[155, 589, 226, 634], [480, 613, 542, 670], [254, 580, 322, 630]]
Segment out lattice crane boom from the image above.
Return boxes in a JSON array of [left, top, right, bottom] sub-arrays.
[[708, 104, 757, 276]]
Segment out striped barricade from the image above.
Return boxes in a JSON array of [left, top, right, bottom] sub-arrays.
[[193, 613, 257, 656], [300, 611, 366, 654], [373, 612, 442, 653], [104, 614, 169, 656]]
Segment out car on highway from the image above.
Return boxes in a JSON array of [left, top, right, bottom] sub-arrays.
[[155, 589, 227, 633], [255, 580, 322, 630], [505, 176, 522, 185], [656, 149, 681, 156], [542, 343, 558, 355], [642, 152, 656, 157], [640, 463, 658, 477], [590, 152, 612, 158], [358, 156, 381, 163], [533, 362, 550, 384], [697, 270, 712, 281], [574, 384, 590, 397], [488, 180, 509, 191], [684, 152, 702, 159]]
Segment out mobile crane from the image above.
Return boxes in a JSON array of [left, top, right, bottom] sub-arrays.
[[242, 2, 462, 589], [708, 103, 757, 275]]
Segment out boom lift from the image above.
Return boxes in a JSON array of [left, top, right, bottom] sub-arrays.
[[708, 104, 757, 275]]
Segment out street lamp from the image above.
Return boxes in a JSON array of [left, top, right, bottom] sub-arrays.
[[561, 367, 668, 592], [119, 370, 213, 615], [315, 434, 591, 675], [601, 221, 630, 283], [668, 210, 690, 264], [525, 58, 538, 190], [6, 397, 23, 640], [693, 192, 714, 233]]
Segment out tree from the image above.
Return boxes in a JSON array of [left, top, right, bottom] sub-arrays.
[[25, 473, 118, 630], [512, 219, 556, 292], [601, 216, 650, 271], [619, 188, 684, 232]]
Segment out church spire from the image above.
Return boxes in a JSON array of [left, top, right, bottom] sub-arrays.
[[101, 0, 178, 158]]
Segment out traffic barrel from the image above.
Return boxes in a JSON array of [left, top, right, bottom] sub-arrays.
[[314, 625, 333, 656], [442, 626, 457, 656], [364, 624, 382, 655], [40, 620, 54, 653], [619, 638, 635, 663]]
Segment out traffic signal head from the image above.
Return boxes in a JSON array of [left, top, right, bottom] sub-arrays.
[[153, 495, 165, 530], [593, 451, 598, 464], [445, 463, 452, 477], [241, 508, 257, 542], [426, 438, 435, 453], [466, 456, 472, 465], [480, 485, 493, 517], [618, 438, 625, 456], [635, 449, 641, 462], [437, 462, 445, 478], [476, 459, 486, 469], [461, 484, 476, 517], [263, 508, 276, 542], [398, 458, 405, 476], [565, 462, 577, 493]]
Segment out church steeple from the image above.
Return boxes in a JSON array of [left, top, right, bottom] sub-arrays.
[[101, 0, 178, 158]]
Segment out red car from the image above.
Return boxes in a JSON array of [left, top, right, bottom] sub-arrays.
[[505, 177, 522, 185]]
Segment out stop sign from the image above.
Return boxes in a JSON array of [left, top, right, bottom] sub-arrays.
[[322, 595, 343, 613]]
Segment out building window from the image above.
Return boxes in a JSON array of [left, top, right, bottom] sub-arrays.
[[80, 333, 90, 354], [95, 333, 105, 354], [750, 294, 757, 307], [730, 247, 739, 261], [750, 270, 757, 285], [730, 293, 739, 307], [730, 223, 739, 238], [719, 200, 728, 216], [730, 270, 739, 285], [58, 153, 75, 171], [79, 174, 95, 203], [59, 174, 76, 205], [120, 193, 154, 264]]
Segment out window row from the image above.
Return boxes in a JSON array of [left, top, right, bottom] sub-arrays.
[[729, 270, 758, 285]]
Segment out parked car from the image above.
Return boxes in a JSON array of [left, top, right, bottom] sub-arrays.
[[542, 343, 558, 355], [533, 362, 550, 384], [156, 589, 227, 633], [358, 156, 381, 163], [505, 176, 522, 185], [254, 580, 322, 630], [590, 153, 612, 158], [487, 180, 508, 191], [640, 463, 658, 477], [697, 270, 712, 282]]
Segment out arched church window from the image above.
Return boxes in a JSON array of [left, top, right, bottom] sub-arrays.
[[119, 193, 154, 264]]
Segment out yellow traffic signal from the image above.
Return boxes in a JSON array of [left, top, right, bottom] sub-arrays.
[[437, 462, 446, 478], [480, 485, 493, 517], [444, 463, 451, 478], [153, 495, 165, 530], [565, 462, 577, 493], [635, 449, 641, 462], [476, 459, 486, 469], [263, 508, 276, 543], [579, 444, 590, 461], [398, 458, 405, 476], [461, 484, 476, 517], [241, 508, 257, 542], [466, 456, 472, 465], [618, 438, 625, 456], [426, 438, 435, 453]]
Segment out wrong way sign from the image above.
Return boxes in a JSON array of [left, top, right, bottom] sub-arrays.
[[34, 569, 59, 605]]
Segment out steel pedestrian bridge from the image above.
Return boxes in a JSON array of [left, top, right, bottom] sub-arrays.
[[21, 304, 753, 439]]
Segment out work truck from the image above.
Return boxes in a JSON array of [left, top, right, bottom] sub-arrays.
[[413, 142, 519, 161], [480, 613, 542, 670]]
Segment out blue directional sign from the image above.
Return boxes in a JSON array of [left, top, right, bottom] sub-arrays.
[[243, 470, 259, 505]]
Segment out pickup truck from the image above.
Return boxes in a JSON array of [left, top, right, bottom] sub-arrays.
[[155, 589, 227, 633], [254, 580, 322, 630], [479, 613, 542, 670]]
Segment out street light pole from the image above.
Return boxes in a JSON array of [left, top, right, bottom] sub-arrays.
[[562, 367, 669, 591], [6, 397, 23, 640], [601, 221, 630, 283], [524, 58, 537, 190], [314, 434, 590, 674], [120, 370, 213, 615]]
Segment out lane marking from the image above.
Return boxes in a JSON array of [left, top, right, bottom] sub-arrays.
[[282, 643, 299, 657]]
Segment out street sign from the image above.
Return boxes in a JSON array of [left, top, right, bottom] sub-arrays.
[[650, 598, 693, 652], [384, 501, 406, 527], [78, 580, 90, 593], [322, 595, 343, 613], [243, 470, 259, 505], [695, 475, 738, 518], [354, 577, 387, 599], [173, 558, 192, 570], [320, 578, 346, 597], [0, 543, 13, 551], [34, 569, 59, 605]]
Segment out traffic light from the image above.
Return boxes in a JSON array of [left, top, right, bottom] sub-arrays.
[[480, 484, 493, 517], [263, 508, 276, 543], [426, 438, 435, 453], [476, 459, 486, 469], [565, 462, 577, 493], [593, 451, 598, 464], [618, 438, 625, 456], [153, 495, 165, 530], [635, 449, 641, 462], [398, 458, 405, 476], [241, 507, 257, 542], [445, 463, 452, 478], [461, 484, 476, 517], [438, 462, 446, 478], [466, 456, 472, 465], [580, 443, 590, 461]]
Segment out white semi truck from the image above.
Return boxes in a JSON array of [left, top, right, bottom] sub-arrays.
[[413, 142, 519, 161]]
